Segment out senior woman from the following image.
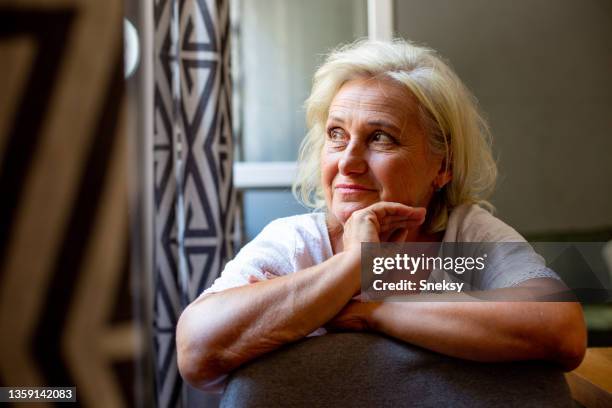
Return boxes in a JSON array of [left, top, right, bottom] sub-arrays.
[[176, 39, 586, 395]]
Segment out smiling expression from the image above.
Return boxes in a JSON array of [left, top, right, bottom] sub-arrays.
[[321, 76, 450, 226]]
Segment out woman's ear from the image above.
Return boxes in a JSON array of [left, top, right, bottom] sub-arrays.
[[434, 158, 452, 189]]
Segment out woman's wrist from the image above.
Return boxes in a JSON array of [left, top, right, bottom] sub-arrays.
[[333, 247, 362, 292], [362, 301, 385, 332]]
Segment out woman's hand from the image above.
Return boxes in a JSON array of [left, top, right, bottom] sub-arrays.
[[342, 202, 426, 252], [325, 300, 377, 332], [248, 271, 277, 284]]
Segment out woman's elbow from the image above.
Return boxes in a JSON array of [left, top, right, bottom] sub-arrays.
[[546, 302, 587, 371], [176, 302, 227, 389]]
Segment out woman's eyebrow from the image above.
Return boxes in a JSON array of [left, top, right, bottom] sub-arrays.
[[327, 115, 400, 131], [327, 115, 346, 125], [367, 119, 401, 134]]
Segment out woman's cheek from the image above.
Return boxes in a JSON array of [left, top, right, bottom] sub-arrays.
[[320, 155, 338, 198], [371, 156, 412, 203]]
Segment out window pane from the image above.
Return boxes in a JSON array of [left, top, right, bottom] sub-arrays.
[[242, 190, 309, 242], [232, 0, 367, 162]]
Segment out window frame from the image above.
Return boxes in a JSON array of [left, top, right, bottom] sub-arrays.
[[233, 0, 394, 189]]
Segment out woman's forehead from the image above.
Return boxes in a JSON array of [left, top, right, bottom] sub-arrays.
[[328, 77, 420, 122]]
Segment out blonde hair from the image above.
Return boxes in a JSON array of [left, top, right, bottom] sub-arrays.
[[293, 38, 497, 232]]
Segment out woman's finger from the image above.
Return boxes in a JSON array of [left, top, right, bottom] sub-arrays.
[[248, 275, 261, 284], [379, 230, 393, 242], [398, 228, 411, 242], [366, 201, 427, 221], [379, 220, 422, 233], [248, 271, 278, 284], [388, 227, 409, 242], [379, 214, 420, 224]]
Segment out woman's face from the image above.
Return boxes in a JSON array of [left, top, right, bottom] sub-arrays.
[[321, 77, 450, 225]]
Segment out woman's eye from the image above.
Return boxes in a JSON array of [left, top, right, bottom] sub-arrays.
[[371, 132, 396, 144], [328, 128, 346, 142]]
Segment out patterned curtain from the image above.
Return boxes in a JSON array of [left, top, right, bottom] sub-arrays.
[[152, 0, 235, 406]]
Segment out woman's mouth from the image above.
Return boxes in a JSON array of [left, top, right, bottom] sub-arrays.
[[334, 184, 377, 193]]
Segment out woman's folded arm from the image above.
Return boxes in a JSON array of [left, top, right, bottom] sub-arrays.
[[176, 249, 361, 390], [328, 278, 586, 371]]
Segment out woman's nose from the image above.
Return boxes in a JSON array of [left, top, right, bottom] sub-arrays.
[[338, 142, 368, 175]]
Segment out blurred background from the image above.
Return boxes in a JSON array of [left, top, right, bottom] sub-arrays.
[[0, 0, 610, 406]]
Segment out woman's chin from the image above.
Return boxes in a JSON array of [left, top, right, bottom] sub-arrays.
[[332, 202, 374, 224]]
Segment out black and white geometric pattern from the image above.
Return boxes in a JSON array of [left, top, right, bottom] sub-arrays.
[[153, 0, 235, 406]]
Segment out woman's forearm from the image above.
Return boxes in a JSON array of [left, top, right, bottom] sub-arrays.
[[367, 296, 586, 371], [176, 250, 360, 388]]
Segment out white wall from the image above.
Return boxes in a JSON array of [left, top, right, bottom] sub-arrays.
[[238, 0, 366, 162], [395, 0, 612, 233]]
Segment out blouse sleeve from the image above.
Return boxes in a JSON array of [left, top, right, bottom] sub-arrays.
[[450, 204, 562, 290], [201, 218, 297, 296], [477, 242, 561, 290]]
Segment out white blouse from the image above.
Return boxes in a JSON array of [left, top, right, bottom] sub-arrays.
[[203, 203, 559, 296]]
